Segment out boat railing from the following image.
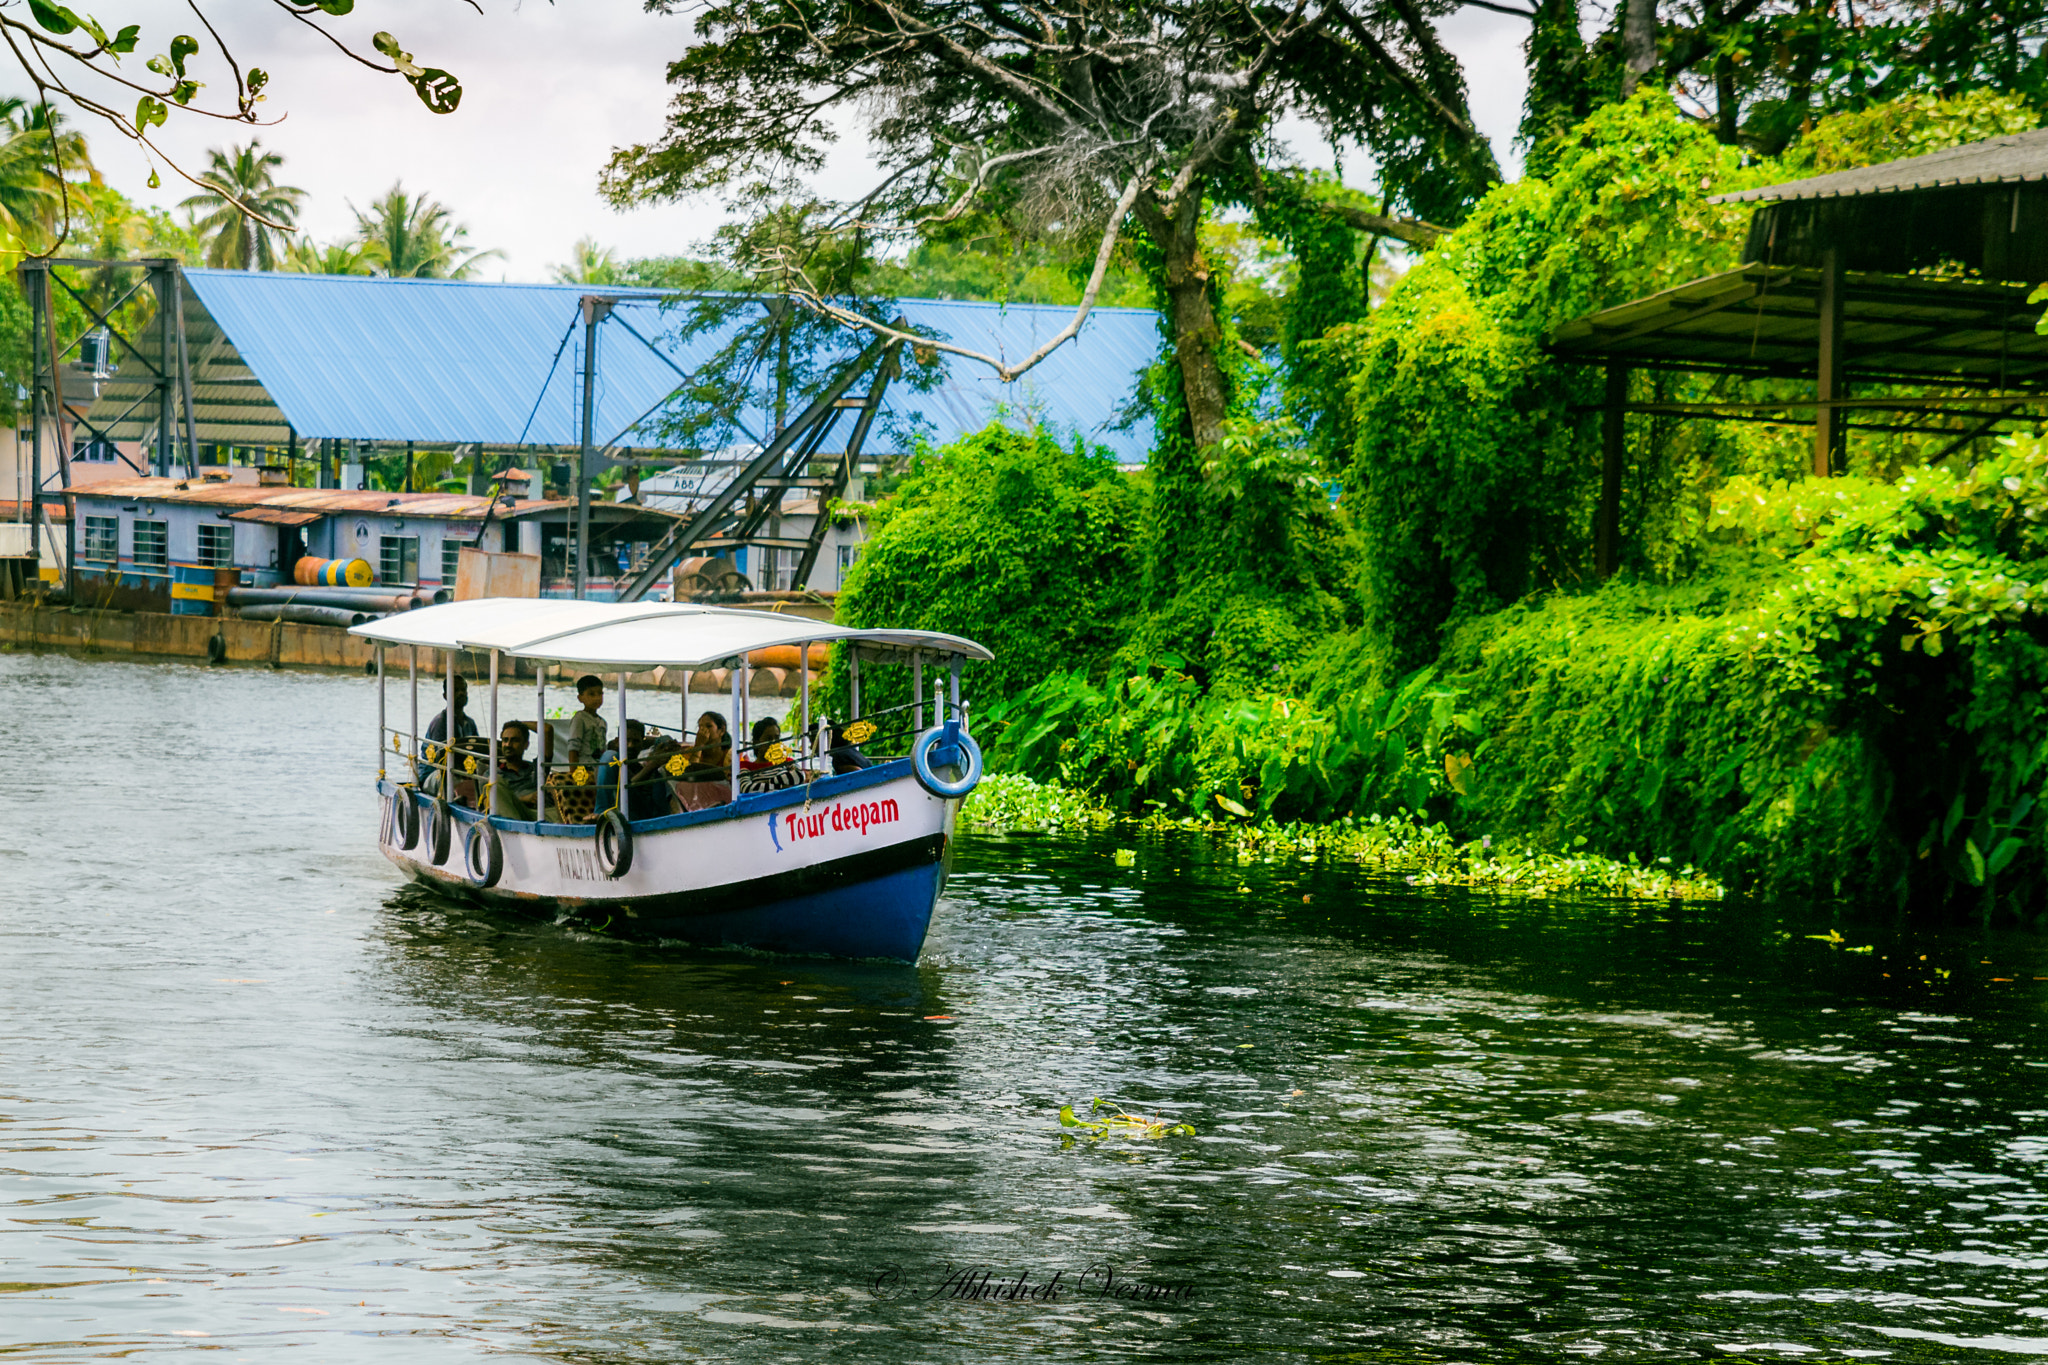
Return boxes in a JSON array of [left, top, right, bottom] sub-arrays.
[[375, 692, 966, 823]]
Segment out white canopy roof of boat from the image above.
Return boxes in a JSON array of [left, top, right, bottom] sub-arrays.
[[348, 599, 993, 669]]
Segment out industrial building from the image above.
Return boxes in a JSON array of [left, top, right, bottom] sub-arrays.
[[4, 266, 1159, 601]]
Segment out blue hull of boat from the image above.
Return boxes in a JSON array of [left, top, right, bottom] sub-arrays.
[[629, 859, 946, 961]]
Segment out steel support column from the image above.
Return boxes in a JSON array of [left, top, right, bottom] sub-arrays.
[[1815, 247, 1846, 476], [576, 295, 616, 600]]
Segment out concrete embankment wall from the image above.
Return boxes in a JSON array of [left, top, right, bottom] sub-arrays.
[[0, 602, 818, 699]]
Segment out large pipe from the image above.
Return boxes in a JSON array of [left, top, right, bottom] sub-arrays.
[[235, 603, 375, 628], [229, 587, 418, 612]]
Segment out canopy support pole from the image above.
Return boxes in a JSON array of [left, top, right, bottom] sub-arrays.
[[615, 670, 629, 814], [681, 670, 690, 740], [536, 666, 549, 818], [850, 648, 861, 718], [729, 658, 741, 794], [912, 651, 923, 734], [799, 643, 809, 765], [442, 649, 455, 799], [376, 644, 386, 781], [409, 646, 419, 780], [950, 657, 961, 723], [488, 649, 500, 815]]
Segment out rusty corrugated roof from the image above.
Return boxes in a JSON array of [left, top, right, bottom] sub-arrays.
[[227, 506, 325, 526]]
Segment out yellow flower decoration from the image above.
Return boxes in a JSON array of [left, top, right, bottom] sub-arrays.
[[424, 743, 441, 764], [766, 742, 791, 765], [463, 756, 479, 775], [843, 720, 876, 744], [572, 766, 590, 786], [392, 734, 403, 752], [665, 753, 687, 777]]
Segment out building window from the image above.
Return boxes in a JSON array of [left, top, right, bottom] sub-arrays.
[[77, 439, 120, 463], [380, 534, 420, 586], [196, 522, 234, 567], [836, 543, 862, 581], [80, 515, 118, 563], [132, 520, 167, 572], [441, 538, 471, 585]]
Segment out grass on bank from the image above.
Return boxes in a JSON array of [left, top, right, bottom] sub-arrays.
[[960, 773, 1724, 901]]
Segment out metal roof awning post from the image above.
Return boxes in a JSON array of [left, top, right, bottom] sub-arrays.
[[154, 262, 174, 478], [1597, 362, 1628, 579], [577, 295, 617, 601], [172, 267, 201, 474], [23, 262, 41, 568], [1816, 248, 1846, 477]]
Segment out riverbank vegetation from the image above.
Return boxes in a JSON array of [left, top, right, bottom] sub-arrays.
[[844, 81, 2048, 929]]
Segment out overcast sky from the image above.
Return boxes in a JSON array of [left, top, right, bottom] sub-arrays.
[[13, 0, 1534, 282]]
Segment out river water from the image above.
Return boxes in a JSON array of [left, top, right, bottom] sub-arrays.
[[4, 651, 2048, 1362]]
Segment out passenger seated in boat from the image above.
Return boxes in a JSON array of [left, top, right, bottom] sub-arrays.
[[416, 675, 479, 784], [677, 711, 730, 779], [597, 721, 672, 819], [490, 720, 539, 820], [627, 729, 688, 819], [566, 674, 608, 766], [739, 717, 804, 793], [826, 718, 872, 775]]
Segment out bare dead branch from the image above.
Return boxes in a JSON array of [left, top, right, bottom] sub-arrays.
[[796, 169, 1147, 383]]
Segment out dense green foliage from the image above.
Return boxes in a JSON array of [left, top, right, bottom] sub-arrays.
[[833, 425, 1148, 705], [895, 86, 2048, 924], [980, 660, 1470, 823], [1336, 92, 1761, 677], [1450, 440, 2048, 925]]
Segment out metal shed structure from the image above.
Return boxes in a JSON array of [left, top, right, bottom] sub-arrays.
[[1545, 126, 2048, 576], [73, 270, 1162, 461], [18, 261, 1162, 601]]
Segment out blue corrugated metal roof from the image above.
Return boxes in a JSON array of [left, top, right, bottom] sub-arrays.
[[179, 271, 1161, 462]]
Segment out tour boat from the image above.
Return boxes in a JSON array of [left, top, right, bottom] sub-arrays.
[[350, 599, 989, 961]]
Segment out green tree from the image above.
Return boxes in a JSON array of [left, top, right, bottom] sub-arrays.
[[834, 423, 1149, 705], [0, 105, 65, 243], [550, 236, 622, 284], [350, 183, 501, 279], [601, 0, 1476, 456], [1515, 0, 2048, 161], [178, 140, 305, 270], [282, 236, 373, 276]]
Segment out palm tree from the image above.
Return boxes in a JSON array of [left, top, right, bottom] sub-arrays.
[[282, 236, 373, 276], [349, 183, 501, 279], [550, 236, 620, 284], [0, 100, 93, 245], [179, 141, 307, 270]]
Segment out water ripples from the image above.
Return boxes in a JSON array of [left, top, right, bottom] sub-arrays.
[[3, 653, 2048, 1360]]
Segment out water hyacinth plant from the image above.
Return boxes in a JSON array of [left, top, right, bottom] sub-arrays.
[[1058, 1098, 1196, 1141]]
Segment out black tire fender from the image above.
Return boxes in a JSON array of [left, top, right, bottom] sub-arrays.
[[389, 789, 420, 851], [595, 808, 634, 880], [427, 795, 453, 866], [464, 818, 504, 888]]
